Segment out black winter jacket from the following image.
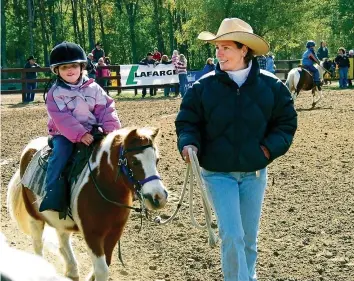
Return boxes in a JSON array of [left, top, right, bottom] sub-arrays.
[[175, 58, 297, 172], [335, 55, 350, 68]]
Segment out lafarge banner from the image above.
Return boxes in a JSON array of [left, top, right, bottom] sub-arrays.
[[120, 64, 179, 88]]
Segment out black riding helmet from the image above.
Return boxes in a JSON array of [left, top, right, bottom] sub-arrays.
[[50, 42, 87, 74]]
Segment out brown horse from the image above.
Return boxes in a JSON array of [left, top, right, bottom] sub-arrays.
[[7, 127, 168, 281], [285, 64, 325, 108]]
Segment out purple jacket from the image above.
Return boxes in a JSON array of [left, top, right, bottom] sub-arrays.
[[46, 77, 121, 143]]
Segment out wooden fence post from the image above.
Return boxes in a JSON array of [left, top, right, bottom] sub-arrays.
[[21, 70, 26, 103]]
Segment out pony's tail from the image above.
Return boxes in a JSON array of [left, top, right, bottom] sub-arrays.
[[6, 170, 31, 235]]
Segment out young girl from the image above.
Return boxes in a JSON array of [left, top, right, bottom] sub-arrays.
[[39, 42, 121, 214], [176, 54, 188, 97]]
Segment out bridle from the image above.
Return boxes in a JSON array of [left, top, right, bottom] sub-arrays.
[[117, 144, 161, 196], [87, 143, 160, 214]]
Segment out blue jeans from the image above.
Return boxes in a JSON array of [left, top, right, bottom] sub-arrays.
[[202, 168, 267, 281], [178, 73, 188, 97], [339, 67, 348, 88], [40, 135, 74, 212], [303, 65, 320, 82], [26, 82, 37, 102]]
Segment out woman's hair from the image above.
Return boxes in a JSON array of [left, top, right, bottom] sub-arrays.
[[173, 50, 179, 56], [161, 55, 169, 62], [179, 54, 187, 63], [206, 58, 213, 64], [234, 41, 254, 64]]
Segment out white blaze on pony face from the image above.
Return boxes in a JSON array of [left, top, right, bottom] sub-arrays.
[[134, 147, 168, 210]]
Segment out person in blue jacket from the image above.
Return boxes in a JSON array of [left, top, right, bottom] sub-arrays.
[[202, 57, 216, 75], [302, 40, 322, 90], [175, 18, 297, 281]]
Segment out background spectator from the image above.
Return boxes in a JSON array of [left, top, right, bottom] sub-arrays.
[[86, 53, 96, 79], [202, 57, 216, 75], [104, 56, 112, 90], [317, 41, 329, 61], [161, 55, 173, 97], [335, 47, 350, 89], [171, 50, 179, 67], [24, 55, 40, 102], [139, 52, 158, 98], [256, 55, 267, 70], [91, 42, 105, 63], [152, 47, 162, 61], [176, 54, 188, 98], [266, 52, 276, 74], [347, 49, 353, 88], [95, 57, 110, 90]]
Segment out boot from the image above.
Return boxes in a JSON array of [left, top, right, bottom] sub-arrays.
[[39, 176, 69, 218]]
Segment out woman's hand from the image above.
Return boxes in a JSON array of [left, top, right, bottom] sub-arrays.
[[182, 145, 198, 163], [260, 145, 270, 160], [81, 133, 94, 146]]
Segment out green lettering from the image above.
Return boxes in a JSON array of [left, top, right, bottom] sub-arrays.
[[126, 65, 139, 85]]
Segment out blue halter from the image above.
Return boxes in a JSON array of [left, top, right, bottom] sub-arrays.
[[118, 144, 161, 191]]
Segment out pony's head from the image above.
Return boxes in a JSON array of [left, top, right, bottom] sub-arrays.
[[103, 127, 168, 210]]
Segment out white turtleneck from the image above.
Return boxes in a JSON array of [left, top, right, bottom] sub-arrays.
[[226, 60, 252, 87]]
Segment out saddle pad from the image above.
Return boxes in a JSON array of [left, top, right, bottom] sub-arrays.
[[21, 145, 89, 210], [21, 148, 48, 197]]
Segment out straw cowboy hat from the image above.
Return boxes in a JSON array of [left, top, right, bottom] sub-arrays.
[[198, 18, 269, 55]]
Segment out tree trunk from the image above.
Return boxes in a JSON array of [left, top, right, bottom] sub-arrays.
[[225, 0, 233, 18], [152, 0, 165, 53], [1, 0, 7, 69], [79, 0, 86, 49], [48, 0, 57, 45], [39, 0, 49, 66], [13, 0, 25, 66], [167, 8, 174, 55], [27, 0, 34, 55], [125, 1, 139, 63], [95, 0, 106, 53], [87, 0, 95, 50], [70, 0, 80, 43]]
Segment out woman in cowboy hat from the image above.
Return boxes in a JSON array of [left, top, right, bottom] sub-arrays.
[[175, 18, 297, 281]]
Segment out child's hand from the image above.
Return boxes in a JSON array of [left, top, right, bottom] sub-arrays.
[[81, 133, 94, 146]]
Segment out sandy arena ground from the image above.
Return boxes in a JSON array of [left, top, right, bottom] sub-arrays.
[[1, 86, 354, 281]]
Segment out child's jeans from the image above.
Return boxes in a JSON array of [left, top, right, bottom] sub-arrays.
[[201, 168, 268, 281], [39, 135, 74, 212]]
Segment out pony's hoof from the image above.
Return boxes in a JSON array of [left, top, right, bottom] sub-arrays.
[[66, 271, 79, 281]]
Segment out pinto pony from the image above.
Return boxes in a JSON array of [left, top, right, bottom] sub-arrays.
[[7, 127, 168, 281], [285, 64, 325, 108]]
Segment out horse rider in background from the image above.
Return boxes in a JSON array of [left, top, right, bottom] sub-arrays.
[[302, 40, 322, 91]]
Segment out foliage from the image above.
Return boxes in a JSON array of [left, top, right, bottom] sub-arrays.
[[1, 0, 353, 69]]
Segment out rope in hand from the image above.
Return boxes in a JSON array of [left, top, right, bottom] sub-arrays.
[[155, 148, 218, 248]]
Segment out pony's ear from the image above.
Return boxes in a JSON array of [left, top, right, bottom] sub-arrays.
[[124, 128, 138, 145], [136, 127, 160, 140], [149, 127, 160, 140]]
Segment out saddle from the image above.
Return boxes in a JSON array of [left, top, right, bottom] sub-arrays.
[[297, 66, 316, 91], [22, 125, 105, 220]]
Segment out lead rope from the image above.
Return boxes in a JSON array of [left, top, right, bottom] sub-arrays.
[[156, 148, 218, 248]]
